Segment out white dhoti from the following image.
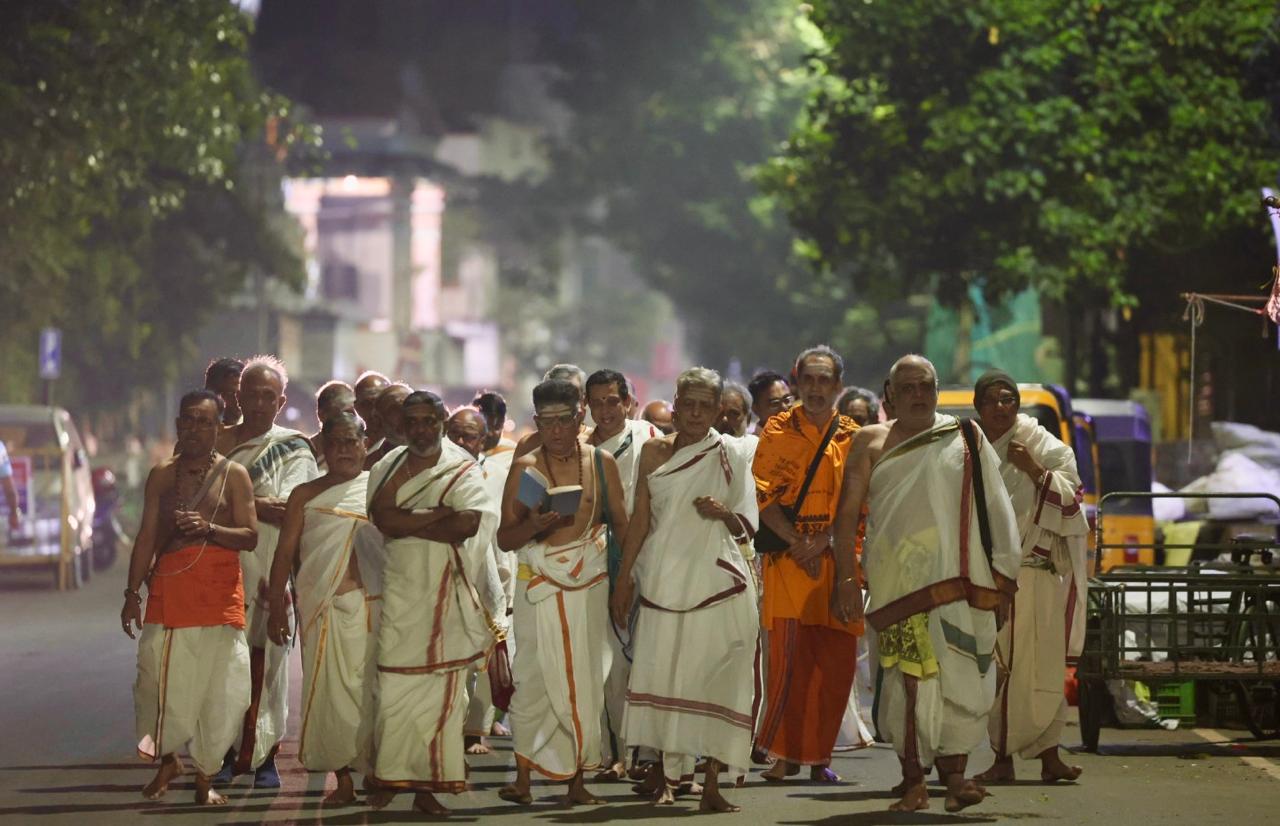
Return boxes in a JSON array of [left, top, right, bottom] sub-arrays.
[[134, 625, 250, 775], [229, 425, 319, 770], [368, 443, 500, 792], [986, 414, 1089, 758], [295, 473, 385, 773], [623, 431, 760, 778], [299, 589, 380, 771], [511, 526, 611, 779], [865, 416, 1022, 768]]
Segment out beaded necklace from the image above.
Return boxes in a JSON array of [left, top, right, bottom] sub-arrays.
[[545, 439, 583, 489]]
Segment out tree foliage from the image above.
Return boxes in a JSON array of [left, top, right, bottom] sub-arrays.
[[0, 0, 314, 409], [536, 0, 861, 372], [764, 0, 1280, 310]]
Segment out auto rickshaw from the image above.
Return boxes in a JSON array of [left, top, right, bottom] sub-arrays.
[[1072, 398, 1156, 570]]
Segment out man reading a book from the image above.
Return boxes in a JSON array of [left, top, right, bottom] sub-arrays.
[[496, 378, 629, 806]]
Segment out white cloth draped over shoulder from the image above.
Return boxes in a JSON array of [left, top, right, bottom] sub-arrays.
[[987, 413, 1090, 758], [865, 414, 1022, 765], [633, 431, 757, 611], [510, 454, 611, 780], [991, 413, 1089, 658], [226, 423, 319, 769], [367, 442, 502, 675], [366, 441, 500, 792], [623, 430, 760, 777], [295, 472, 384, 773]]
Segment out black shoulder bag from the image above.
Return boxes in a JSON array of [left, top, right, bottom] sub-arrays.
[[754, 415, 840, 555], [958, 418, 994, 570]]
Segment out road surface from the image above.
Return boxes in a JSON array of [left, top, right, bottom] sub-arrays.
[[1, 555, 1277, 824]]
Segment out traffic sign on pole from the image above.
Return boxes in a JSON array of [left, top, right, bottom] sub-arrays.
[[38, 328, 62, 380]]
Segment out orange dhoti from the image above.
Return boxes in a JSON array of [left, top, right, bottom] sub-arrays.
[[755, 552, 859, 765], [135, 545, 250, 775]]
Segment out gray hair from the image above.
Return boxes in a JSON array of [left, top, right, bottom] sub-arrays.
[[837, 386, 881, 420], [320, 410, 367, 438], [722, 381, 750, 409], [794, 344, 844, 380], [675, 366, 723, 400], [543, 363, 586, 388], [243, 354, 289, 392], [888, 354, 938, 387]]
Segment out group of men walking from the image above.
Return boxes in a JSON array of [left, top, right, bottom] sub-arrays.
[[121, 345, 1087, 815]]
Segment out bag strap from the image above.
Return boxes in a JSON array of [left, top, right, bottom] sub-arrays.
[[790, 414, 841, 518], [594, 447, 611, 530], [960, 418, 995, 570]]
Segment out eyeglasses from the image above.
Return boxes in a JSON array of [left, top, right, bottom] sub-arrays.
[[981, 395, 1018, 408], [535, 414, 579, 432]]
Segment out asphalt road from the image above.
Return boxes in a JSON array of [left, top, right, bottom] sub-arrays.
[[1, 555, 1278, 825]]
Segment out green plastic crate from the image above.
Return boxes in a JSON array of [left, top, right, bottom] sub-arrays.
[[1155, 681, 1196, 723]]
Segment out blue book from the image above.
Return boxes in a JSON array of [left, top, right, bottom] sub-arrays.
[[516, 467, 582, 516]]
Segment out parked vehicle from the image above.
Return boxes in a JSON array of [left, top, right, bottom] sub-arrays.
[[1073, 399, 1157, 571], [90, 467, 124, 571], [0, 405, 96, 589]]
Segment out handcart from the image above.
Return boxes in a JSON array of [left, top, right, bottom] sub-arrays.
[[1076, 492, 1280, 752]]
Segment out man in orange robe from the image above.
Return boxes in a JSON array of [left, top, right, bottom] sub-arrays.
[[752, 345, 860, 782]]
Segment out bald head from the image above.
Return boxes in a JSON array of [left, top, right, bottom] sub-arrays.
[[375, 383, 412, 444], [642, 399, 674, 435], [447, 407, 488, 459], [354, 371, 390, 442], [888, 354, 938, 386], [888, 354, 939, 427]]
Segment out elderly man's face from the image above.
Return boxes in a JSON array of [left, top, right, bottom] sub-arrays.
[[674, 387, 719, 441], [376, 389, 411, 443], [323, 422, 367, 477], [891, 364, 938, 426], [715, 392, 749, 437], [446, 411, 487, 459], [403, 403, 445, 458], [796, 356, 840, 415], [175, 399, 221, 458], [977, 385, 1019, 440], [845, 398, 872, 426], [237, 367, 285, 432]]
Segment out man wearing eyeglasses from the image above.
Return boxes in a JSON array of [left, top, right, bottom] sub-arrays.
[[969, 370, 1088, 787], [496, 378, 629, 807], [747, 370, 794, 435]]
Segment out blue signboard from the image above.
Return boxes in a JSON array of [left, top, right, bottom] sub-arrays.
[[38, 328, 61, 380]]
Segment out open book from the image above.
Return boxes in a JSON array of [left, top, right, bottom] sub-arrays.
[[516, 466, 583, 517]]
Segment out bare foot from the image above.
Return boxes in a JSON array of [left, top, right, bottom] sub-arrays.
[[700, 787, 741, 813], [1041, 751, 1083, 783], [142, 754, 183, 800], [498, 784, 533, 805], [761, 760, 799, 782], [465, 739, 491, 755], [944, 779, 987, 813], [490, 720, 511, 736], [975, 756, 1016, 784], [562, 785, 605, 806], [194, 772, 227, 806], [888, 781, 929, 812], [323, 770, 357, 806], [413, 791, 450, 816], [367, 789, 397, 810], [594, 761, 626, 782]]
